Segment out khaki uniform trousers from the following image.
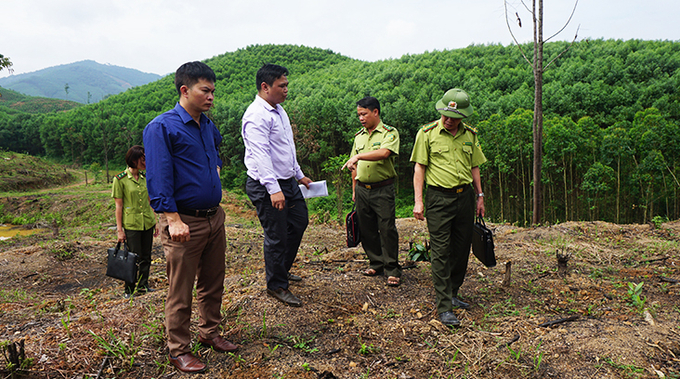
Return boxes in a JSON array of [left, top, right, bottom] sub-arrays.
[[158, 207, 226, 357], [355, 182, 401, 278], [426, 185, 474, 314]]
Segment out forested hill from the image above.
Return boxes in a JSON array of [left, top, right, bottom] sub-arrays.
[[1, 41, 679, 225], [0, 86, 81, 114], [0, 60, 162, 104]]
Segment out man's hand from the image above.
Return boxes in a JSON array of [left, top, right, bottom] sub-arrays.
[[476, 197, 485, 218], [413, 201, 425, 221], [165, 213, 190, 242], [298, 176, 312, 189], [341, 155, 359, 171], [117, 229, 126, 243], [271, 191, 286, 211]]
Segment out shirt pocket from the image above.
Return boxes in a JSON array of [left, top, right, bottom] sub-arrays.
[[431, 144, 451, 165], [355, 144, 366, 152], [123, 209, 143, 230]]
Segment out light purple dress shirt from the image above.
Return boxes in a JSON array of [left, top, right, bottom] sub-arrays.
[[242, 95, 305, 195]]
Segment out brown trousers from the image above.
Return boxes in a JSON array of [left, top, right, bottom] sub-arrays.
[[158, 207, 226, 357]]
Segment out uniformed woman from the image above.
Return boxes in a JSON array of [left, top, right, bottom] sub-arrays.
[[112, 145, 158, 298]]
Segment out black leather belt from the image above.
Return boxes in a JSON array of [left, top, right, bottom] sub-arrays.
[[176, 205, 220, 218], [429, 184, 469, 193], [356, 178, 395, 190]]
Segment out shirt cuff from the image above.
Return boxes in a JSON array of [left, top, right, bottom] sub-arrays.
[[264, 180, 282, 195]]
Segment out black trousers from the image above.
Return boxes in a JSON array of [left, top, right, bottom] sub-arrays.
[[246, 177, 309, 291], [124, 226, 154, 293]]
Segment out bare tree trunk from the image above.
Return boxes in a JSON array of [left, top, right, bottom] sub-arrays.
[[563, 156, 568, 221], [616, 157, 621, 223], [506, 0, 579, 225], [499, 170, 505, 222], [531, 0, 544, 225]]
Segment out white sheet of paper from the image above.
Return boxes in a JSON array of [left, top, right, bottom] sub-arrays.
[[299, 180, 329, 199]]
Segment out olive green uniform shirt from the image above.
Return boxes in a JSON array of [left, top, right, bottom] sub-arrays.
[[410, 119, 487, 187], [351, 121, 399, 183], [111, 168, 156, 231]]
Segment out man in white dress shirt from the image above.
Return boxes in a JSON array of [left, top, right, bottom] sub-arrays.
[[242, 63, 312, 307]]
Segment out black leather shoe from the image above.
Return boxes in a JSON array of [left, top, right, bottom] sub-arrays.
[[123, 292, 132, 300], [439, 311, 461, 327], [136, 286, 155, 295], [287, 273, 302, 282], [452, 297, 470, 309], [267, 288, 302, 307]]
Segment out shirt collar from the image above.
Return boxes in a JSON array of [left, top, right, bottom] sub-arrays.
[[437, 119, 465, 137], [255, 94, 282, 113], [125, 167, 145, 181], [361, 121, 385, 135], [174, 102, 206, 126]]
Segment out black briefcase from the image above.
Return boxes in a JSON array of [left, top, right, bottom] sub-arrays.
[[472, 217, 496, 267], [106, 242, 138, 283], [346, 205, 361, 248]]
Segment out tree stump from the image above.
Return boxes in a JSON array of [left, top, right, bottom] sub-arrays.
[[557, 250, 571, 277], [502, 261, 512, 287]]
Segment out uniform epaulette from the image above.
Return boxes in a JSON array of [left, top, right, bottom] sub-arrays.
[[463, 122, 478, 135], [421, 120, 439, 132], [381, 123, 394, 132], [115, 171, 127, 180], [355, 128, 365, 136]]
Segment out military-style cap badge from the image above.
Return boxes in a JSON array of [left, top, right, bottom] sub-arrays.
[[436, 88, 473, 118]]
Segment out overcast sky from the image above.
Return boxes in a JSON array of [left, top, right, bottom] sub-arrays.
[[2, 0, 679, 79]]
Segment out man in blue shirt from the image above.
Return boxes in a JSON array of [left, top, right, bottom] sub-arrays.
[[144, 61, 236, 373], [242, 64, 312, 307]]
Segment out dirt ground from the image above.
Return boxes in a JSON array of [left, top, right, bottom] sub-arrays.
[[1, 194, 680, 378]]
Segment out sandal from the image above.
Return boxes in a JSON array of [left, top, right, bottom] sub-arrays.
[[387, 276, 401, 287], [362, 268, 383, 277]]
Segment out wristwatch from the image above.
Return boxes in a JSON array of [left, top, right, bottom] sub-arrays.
[[477, 192, 484, 198]]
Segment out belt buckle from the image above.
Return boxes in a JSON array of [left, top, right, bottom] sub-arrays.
[[456, 187, 464, 193], [365, 184, 372, 189]]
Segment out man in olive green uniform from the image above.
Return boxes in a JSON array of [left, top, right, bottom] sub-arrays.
[[342, 96, 402, 286], [410, 88, 486, 326]]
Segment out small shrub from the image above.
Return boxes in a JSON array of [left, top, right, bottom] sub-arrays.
[[408, 241, 430, 262]]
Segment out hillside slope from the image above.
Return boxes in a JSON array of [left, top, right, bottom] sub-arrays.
[[0, 180, 678, 378], [0, 60, 161, 104], [0, 86, 81, 114]]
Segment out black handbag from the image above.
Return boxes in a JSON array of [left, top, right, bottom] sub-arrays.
[[472, 216, 496, 267], [106, 242, 138, 283], [346, 204, 361, 248]]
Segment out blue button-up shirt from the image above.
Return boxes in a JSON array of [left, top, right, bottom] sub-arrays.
[[143, 103, 223, 212], [242, 95, 305, 194]]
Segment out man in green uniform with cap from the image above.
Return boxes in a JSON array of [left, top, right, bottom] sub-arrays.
[[410, 88, 487, 326], [342, 96, 402, 287]]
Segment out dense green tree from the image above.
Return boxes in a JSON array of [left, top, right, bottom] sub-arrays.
[[0, 54, 12, 73], [1, 41, 679, 224]]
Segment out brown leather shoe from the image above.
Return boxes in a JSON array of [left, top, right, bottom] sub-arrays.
[[267, 288, 302, 307], [199, 335, 238, 352], [168, 353, 206, 373]]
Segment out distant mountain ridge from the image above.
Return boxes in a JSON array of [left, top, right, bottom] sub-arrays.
[[0, 60, 162, 104]]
